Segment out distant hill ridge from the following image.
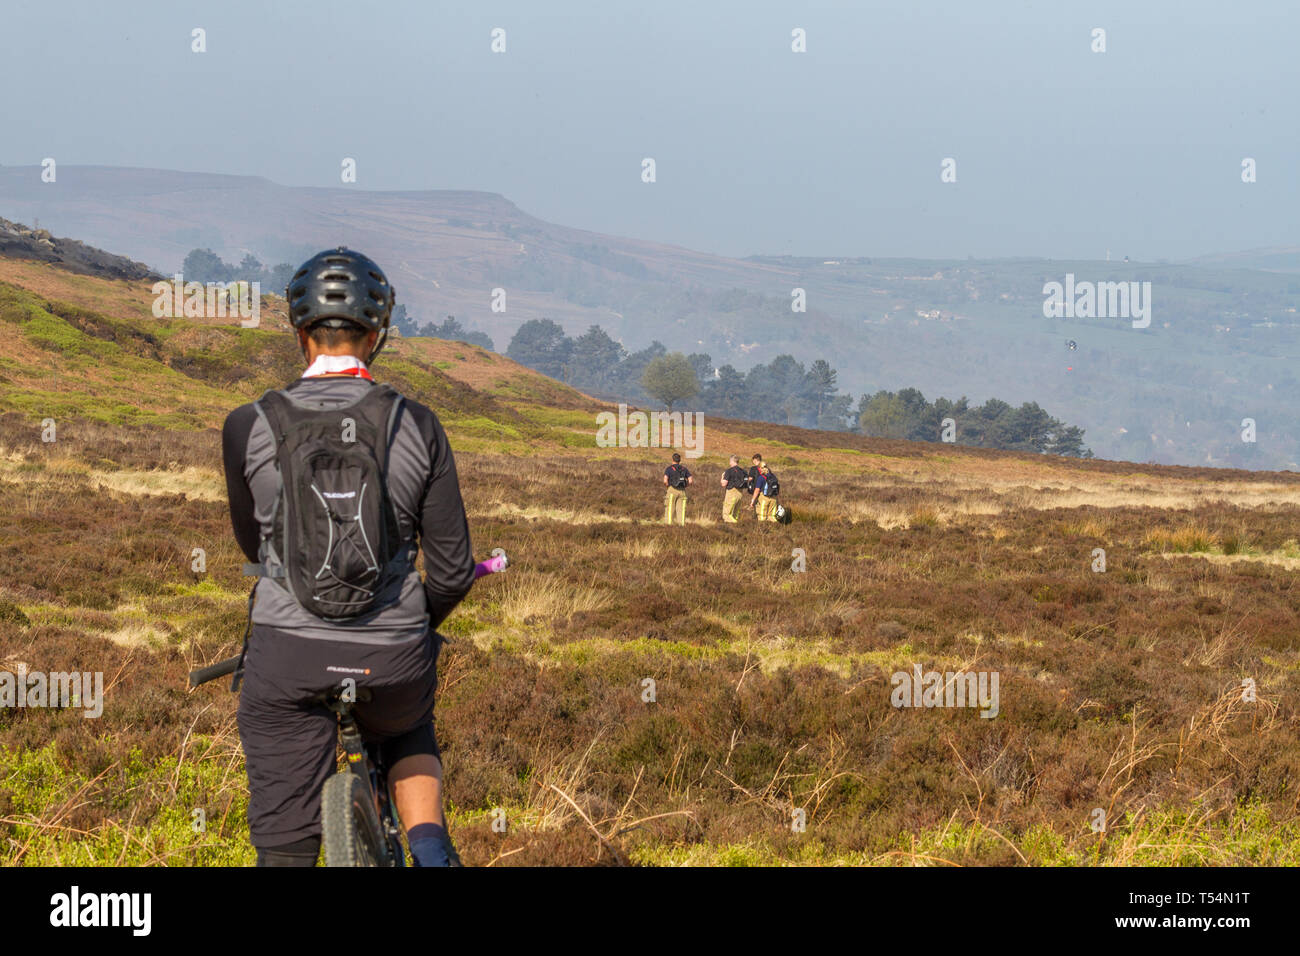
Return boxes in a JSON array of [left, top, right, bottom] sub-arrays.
[[2, 165, 1298, 469]]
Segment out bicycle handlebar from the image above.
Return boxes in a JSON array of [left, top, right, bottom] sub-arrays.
[[189, 655, 240, 688], [188, 551, 510, 689]]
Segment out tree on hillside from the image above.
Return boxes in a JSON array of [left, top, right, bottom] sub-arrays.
[[744, 354, 803, 423], [181, 248, 294, 295], [619, 341, 667, 397], [805, 359, 837, 415], [770, 355, 813, 425], [267, 262, 294, 295], [687, 353, 714, 383], [857, 392, 915, 439], [569, 325, 627, 391], [426, 315, 495, 351], [856, 389, 1091, 457], [1003, 402, 1056, 452], [701, 364, 747, 417], [1047, 423, 1092, 458], [928, 396, 971, 441], [816, 392, 854, 431], [963, 397, 1014, 447], [182, 248, 231, 284], [640, 352, 700, 412], [428, 315, 469, 339], [506, 319, 572, 380], [391, 304, 417, 336], [806, 359, 854, 430], [237, 253, 264, 278]]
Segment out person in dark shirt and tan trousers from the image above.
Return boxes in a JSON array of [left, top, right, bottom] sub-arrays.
[[663, 452, 693, 524], [721, 455, 747, 523]]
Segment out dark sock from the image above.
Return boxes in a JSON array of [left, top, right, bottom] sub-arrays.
[[407, 822, 452, 867]]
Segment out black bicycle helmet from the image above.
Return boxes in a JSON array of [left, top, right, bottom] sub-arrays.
[[286, 247, 395, 362]]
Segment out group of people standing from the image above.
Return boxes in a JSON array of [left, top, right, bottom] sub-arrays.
[[661, 452, 783, 525]]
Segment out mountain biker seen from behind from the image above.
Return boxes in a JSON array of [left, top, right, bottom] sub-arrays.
[[221, 247, 475, 867]]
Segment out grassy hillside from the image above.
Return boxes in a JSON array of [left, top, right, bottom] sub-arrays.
[[2, 260, 1299, 866]]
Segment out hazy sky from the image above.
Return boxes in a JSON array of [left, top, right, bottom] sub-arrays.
[[2, 0, 1295, 261]]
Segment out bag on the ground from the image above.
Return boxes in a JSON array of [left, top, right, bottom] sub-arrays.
[[251, 383, 412, 622], [763, 470, 780, 497]]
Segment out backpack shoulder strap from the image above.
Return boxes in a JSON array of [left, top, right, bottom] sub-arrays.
[[254, 388, 303, 486], [358, 384, 404, 476], [363, 386, 415, 572], [253, 388, 289, 446]]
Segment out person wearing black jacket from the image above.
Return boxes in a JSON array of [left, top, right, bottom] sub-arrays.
[[662, 452, 693, 525], [721, 455, 747, 523], [746, 454, 763, 516], [221, 248, 474, 868]]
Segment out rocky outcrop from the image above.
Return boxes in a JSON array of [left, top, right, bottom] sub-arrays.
[[0, 217, 159, 280]]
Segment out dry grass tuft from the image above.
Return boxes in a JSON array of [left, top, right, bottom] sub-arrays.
[[497, 572, 611, 628], [1144, 522, 1219, 554]]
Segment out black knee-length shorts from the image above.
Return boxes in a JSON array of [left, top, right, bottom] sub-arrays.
[[236, 625, 443, 848]]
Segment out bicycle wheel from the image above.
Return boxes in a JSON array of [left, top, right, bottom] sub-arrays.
[[321, 771, 389, 867]]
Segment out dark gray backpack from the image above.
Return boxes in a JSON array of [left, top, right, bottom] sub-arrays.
[[249, 382, 412, 622]]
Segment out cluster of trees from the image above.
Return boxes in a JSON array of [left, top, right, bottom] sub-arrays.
[[181, 248, 294, 292], [505, 320, 675, 397], [393, 309, 494, 351], [856, 389, 1092, 457], [505, 319, 1092, 457], [696, 354, 853, 430]]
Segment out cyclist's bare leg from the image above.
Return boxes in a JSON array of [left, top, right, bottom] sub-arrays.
[[392, 754, 460, 865], [391, 753, 444, 828]]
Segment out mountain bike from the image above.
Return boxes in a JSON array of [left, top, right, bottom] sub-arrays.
[[188, 550, 509, 866]]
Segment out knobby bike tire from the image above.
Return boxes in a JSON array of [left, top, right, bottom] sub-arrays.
[[321, 771, 389, 867]]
